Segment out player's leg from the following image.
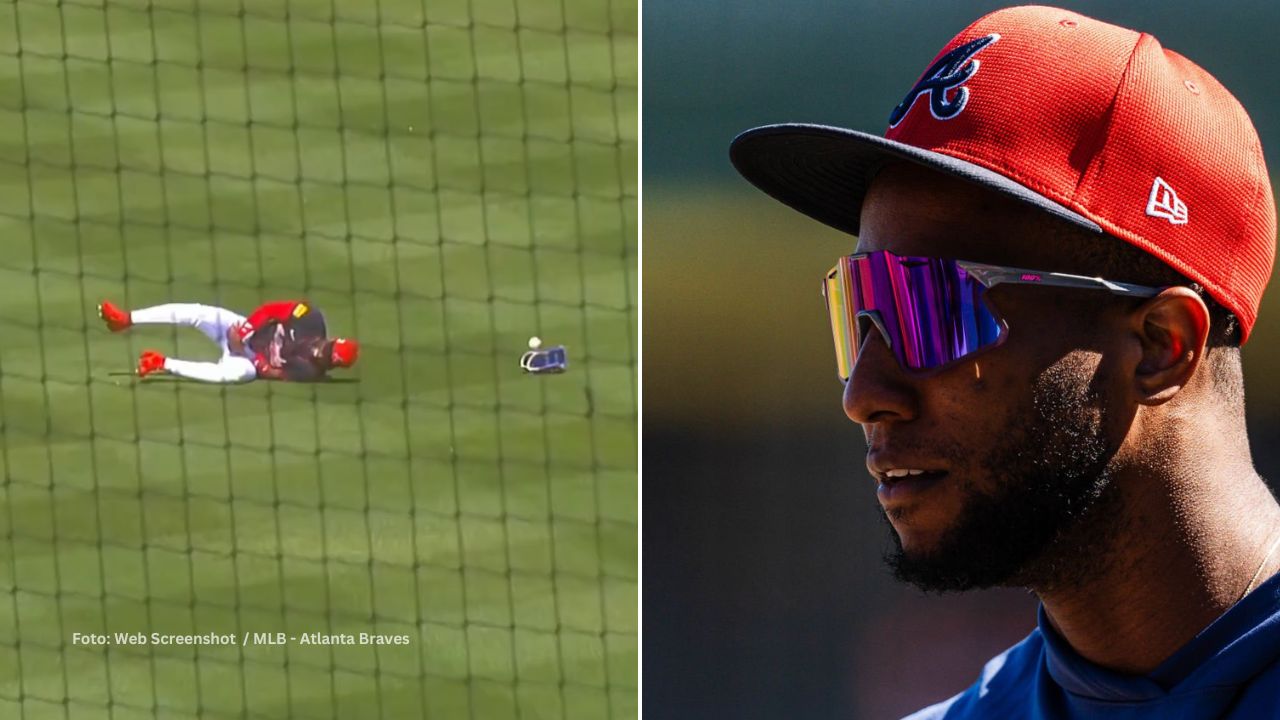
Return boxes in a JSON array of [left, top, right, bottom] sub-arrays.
[[125, 303, 248, 349], [153, 355, 257, 384]]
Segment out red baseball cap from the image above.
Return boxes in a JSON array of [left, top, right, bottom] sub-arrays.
[[330, 338, 359, 368], [731, 5, 1276, 341]]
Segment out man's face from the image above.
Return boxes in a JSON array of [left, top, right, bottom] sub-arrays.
[[850, 164, 1133, 592]]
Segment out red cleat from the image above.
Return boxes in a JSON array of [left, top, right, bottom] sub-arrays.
[[98, 301, 131, 332], [137, 350, 166, 377]]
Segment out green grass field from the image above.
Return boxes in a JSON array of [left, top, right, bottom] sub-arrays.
[[0, 0, 636, 717]]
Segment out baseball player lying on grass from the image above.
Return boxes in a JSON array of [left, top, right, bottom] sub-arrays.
[[97, 299, 359, 382]]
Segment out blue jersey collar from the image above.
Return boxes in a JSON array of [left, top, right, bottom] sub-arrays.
[[1039, 571, 1280, 701]]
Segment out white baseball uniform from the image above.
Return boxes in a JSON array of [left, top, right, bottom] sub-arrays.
[[129, 303, 258, 383]]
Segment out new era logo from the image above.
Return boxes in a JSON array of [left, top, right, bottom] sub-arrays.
[[1146, 177, 1188, 225]]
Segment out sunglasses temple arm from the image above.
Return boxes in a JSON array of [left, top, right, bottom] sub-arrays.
[[963, 264, 1163, 298]]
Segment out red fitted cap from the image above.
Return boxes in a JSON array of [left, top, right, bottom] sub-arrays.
[[731, 5, 1276, 341], [330, 338, 359, 368]]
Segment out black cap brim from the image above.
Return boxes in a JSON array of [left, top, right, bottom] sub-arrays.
[[729, 123, 1101, 236]]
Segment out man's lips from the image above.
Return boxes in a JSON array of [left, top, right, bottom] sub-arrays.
[[867, 455, 950, 505], [875, 470, 949, 505]]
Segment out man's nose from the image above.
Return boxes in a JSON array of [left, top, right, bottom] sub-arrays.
[[843, 328, 919, 426]]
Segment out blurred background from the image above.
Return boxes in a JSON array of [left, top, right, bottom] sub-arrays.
[[643, 1, 1280, 718]]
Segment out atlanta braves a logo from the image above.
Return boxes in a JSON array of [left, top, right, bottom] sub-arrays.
[[888, 34, 1000, 128]]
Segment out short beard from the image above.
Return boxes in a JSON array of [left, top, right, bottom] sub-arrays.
[[883, 354, 1125, 593]]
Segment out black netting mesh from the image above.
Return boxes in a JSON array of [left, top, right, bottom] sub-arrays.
[[0, 0, 636, 717]]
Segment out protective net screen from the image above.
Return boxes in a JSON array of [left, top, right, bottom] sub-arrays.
[[0, 0, 637, 717]]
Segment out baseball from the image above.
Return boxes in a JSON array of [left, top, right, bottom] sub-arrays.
[[528, 336, 542, 349]]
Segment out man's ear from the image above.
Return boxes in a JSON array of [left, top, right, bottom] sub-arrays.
[[1131, 287, 1210, 405]]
